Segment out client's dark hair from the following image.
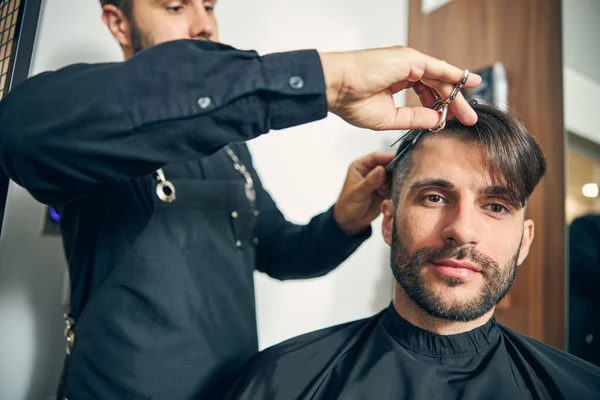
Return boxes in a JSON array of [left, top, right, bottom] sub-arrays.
[[391, 103, 547, 209], [99, 0, 134, 19]]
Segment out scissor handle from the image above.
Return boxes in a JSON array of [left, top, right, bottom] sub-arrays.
[[448, 69, 470, 102], [386, 69, 471, 173], [431, 106, 449, 132]]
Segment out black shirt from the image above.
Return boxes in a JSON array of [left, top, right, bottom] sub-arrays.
[[0, 40, 370, 399], [227, 304, 600, 400]]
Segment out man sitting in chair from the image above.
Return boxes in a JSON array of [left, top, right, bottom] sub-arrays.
[[226, 104, 600, 400]]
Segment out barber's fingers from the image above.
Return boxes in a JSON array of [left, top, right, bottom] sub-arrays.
[[356, 166, 391, 199], [364, 167, 392, 200], [390, 48, 480, 93], [352, 152, 395, 176], [410, 51, 481, 90], [403, 50, 480, 126], [350, 153, 393, 197], [390, 81, 415, 94], [377, 183, 393, 199], [394, 74, 478, 128], [379, 107, 448, 131], [420, 76, 477, 126], [446, 90, 475, 126], [413, 81, 441, 109]]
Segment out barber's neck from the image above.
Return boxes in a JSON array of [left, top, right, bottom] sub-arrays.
[[392, 283, 494, 336]]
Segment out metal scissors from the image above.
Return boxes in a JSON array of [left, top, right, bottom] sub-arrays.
[[384, 69, 471, 174]]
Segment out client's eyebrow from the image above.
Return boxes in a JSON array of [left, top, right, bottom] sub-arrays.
[[481, 185, 513, 197], [481, 185, 522, 208], [409, 178, 454, 190]]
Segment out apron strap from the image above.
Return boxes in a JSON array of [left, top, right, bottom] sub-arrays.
[[0, 170, 9, 237]]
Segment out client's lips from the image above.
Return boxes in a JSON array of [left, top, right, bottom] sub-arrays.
[[432, 259, 482, 273]]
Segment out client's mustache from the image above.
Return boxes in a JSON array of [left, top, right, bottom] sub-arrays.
[[409, 245, 500, 277]]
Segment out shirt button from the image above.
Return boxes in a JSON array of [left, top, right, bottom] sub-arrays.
[[253, 210, 260, 217], [197, 96, 212, 109], [586, 334, 594, 344], [231, 211, 238, 218], [288, 76, 304, 90], [253, 238, 259, 245], [236, 240, 242, 248]]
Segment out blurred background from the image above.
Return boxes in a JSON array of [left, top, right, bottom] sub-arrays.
[[0, 0, 598, 399]]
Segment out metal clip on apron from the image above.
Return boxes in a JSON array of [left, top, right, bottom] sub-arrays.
[[61, 147, 256, 355], [62, 169, 176, 355], [155, 168, 177, 203], [152, 146, 255, 206], [63, 314, 75, 355], [58, 146, 261, 399]]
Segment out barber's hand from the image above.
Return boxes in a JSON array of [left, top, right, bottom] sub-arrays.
[[319, 46, 482, 131], [334, 152, 395, 236]]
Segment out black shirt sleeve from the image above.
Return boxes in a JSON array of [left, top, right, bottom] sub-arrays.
[[242, 143, 371, 279], [0, 40, 327, 205], [256, 201, 372, 280]]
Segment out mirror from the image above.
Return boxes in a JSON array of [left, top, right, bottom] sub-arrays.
[[563, 1, 600, 365]]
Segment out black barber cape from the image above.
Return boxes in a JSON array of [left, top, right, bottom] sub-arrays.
[[227, 304, 600, 400], [0, 40, 369, 400]]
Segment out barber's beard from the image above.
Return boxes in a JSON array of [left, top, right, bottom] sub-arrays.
[[130, 20, 153, 54], [390, 219, 520, 322]]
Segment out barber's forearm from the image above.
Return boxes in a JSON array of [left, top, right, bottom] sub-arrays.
[[0, 40, 328, 204], [256, 206, 371, 280]]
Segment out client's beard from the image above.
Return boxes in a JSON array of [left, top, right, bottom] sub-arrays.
[[130, 19, 152, 54], [390, 219, 520, 322]]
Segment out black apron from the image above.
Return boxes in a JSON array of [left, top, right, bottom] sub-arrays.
[[58, 176, 259, 399]]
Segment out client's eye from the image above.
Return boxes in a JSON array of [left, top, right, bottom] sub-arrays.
[[488, 204, 508, 214], [426, 194, 444, 203], [166, 4, 184, 13]]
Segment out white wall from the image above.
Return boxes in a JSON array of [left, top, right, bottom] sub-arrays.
[[0, 0, 407, 398], [562, 1, 600, 145], [563, 67, 600, 145], [562, 0, 600, 84], [217, 0, 407, 349]]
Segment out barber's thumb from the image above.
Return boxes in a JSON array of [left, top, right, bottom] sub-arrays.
[[363, 166, 386, 191]]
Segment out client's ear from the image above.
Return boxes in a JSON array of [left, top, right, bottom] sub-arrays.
[[517, 219, 535, 266], [381, 200, 395, 246]]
